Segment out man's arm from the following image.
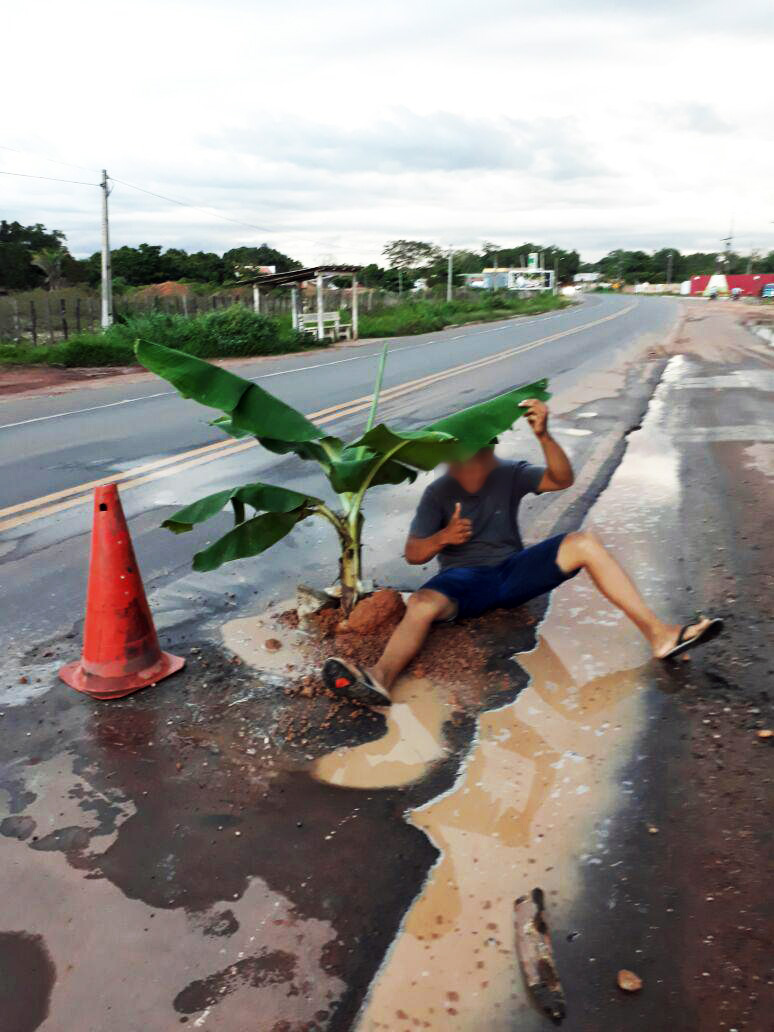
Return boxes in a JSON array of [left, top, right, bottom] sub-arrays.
[[518, 398, 575, 492], [405, 502, 472, 565]]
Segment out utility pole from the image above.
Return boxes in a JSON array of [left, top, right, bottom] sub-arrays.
[[553, 256, 559, 296], [666, 251, 673, 285], [447, 249, 453, 302], [100, 170, 113, 328]]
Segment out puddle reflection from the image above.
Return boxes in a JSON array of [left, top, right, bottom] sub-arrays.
[[313, 678, 450, 789]]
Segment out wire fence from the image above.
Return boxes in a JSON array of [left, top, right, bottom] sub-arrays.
[[0, 284, 396, 345]]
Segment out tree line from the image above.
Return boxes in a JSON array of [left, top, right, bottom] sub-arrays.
[[0, 221, 300, 293], [589, 247, 774, 284], [3, 219, 773, 295]]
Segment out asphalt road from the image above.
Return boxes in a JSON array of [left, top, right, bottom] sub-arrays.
[[3, 298, 770, 1031], [1, 293, 677, 650]]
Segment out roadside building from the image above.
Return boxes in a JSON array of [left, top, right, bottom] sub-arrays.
[[463, 258, 555, 293], [689, 273, 774, 297]]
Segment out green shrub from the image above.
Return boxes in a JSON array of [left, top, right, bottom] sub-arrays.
[[0, 305, 317, 367], [1, 295, 567, 368], [357, 292, 565, 338]]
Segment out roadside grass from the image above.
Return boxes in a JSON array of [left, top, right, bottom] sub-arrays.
[[0, 306, 318, 368], [357, 291, 567, 337], [0, 292, 569, 367]]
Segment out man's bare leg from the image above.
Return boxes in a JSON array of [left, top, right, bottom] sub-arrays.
[[557, 530, 714, 657], [369, 589, 456, 692]]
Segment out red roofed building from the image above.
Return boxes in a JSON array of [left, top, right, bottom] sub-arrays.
[[690, 273, 774, 297]]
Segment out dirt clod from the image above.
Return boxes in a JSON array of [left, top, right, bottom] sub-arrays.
[[263, 638, 282, 653], [617, 969, 643, 992], [346, 590, 406, 634]]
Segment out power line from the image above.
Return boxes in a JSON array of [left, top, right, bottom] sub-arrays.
[[108, 175, 273, 234], [0, 144, 99, 176], [1, 153, 273, 234], [0, 169, 97, 187]]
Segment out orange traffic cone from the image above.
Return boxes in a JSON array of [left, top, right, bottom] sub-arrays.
[[59, 484, 185, 699]]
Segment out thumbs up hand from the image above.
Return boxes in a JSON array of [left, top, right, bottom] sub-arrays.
[[441, 501, 473, 546]]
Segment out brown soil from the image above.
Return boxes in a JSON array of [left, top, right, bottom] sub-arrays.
[[344, 589, 406, 634], [0, 364, 138, 397], [298, 593, 535, 716]]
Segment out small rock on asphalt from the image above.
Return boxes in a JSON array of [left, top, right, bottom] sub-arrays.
[[617, 969, 643, 992]]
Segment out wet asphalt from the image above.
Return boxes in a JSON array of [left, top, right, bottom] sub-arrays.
[[1, 293, 673, 650], [1, 299, 771, 1030]]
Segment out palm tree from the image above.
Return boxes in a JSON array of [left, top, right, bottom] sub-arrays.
[[32, 248, 65, 291]]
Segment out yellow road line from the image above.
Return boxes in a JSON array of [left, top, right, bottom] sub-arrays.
[[0, 437, 240, 519], [1, 302, 635, 533]]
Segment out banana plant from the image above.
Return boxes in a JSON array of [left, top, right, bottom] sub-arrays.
[[135, 339, 550, 613]]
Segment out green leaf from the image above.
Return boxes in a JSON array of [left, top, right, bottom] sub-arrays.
[[425, 379, 551, 455], [348, 379, 551, 471], [162, 482, 320, 534], [193, 509, 310, 572], [348, 425, 460, 471], [329, 449, 417, 493], [136, 340, 323, 445]]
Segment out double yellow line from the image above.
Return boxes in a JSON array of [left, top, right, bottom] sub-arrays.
[[0, 303, 635, 533]]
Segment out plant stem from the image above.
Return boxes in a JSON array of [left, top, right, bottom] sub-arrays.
[[365, 342, 388, 433]]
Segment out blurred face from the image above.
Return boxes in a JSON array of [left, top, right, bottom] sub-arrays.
[[448, 447, 497, 493]]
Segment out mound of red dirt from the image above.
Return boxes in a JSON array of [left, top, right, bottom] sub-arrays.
[[302, 591, 531, 712], [344, 589, 406, 634]]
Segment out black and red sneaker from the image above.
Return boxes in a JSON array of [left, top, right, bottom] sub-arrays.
[[322, 657, 392, 707]]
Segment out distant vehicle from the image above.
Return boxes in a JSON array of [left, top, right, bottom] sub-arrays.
[[762, 284, 774, 299]]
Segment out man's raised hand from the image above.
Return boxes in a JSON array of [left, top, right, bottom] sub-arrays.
[[442, 501, 473, 546], [519, 397, 549, 438]]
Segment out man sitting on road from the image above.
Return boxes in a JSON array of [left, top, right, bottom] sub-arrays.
[[323, 398, 723, 707]]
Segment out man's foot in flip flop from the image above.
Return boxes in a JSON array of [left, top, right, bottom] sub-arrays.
[[653, 616, 724, 660], [322, 657, 392, 707]]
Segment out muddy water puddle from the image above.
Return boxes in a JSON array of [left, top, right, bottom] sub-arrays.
[[214, 357, 694, 1029], [222, 607, 312, 678], [357, 358, 689, 1030], [313, 678, 451, 789]]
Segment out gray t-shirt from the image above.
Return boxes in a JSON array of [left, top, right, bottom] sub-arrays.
[[409, 459, 545, 570]]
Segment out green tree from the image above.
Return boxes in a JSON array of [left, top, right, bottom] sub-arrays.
[[651, 248, 683, 283], [598, 249, 652, 284], [183, 251, 225, 284], [224, 245, 301, 280], [110, 243, 165, 284], [382, 240, 441, 294], [31, 248, 66, 290], [382, 240, 440, 270], [0, 220, 67, 290]]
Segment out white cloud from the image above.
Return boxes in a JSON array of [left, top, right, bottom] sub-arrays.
[[1, 0, 772, 264]]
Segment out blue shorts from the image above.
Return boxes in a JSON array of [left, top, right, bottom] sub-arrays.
[[421, 533, 578, 620]]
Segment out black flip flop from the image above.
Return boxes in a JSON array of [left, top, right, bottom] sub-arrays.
[[322, 657, 392, 707], [660, 617, 724, 661]]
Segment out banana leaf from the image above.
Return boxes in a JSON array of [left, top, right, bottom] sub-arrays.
[[193, 508, 313, 572], [162, 482, 320, 534], [329, 449, 418, 493], [350, 378, 552, 468], [348, 426, 461, 471], [426, 379, 551, 451], [136, 340, 323, 445]]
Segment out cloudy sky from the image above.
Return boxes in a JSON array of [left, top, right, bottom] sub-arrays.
[[2, 0, 773, 265]]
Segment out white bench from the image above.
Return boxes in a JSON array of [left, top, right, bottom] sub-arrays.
[[300, 312, 352, 341]]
